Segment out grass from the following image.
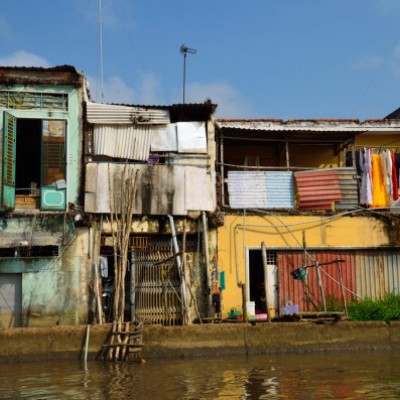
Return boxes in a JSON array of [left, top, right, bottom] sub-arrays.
[[347, 293, 400, 321]]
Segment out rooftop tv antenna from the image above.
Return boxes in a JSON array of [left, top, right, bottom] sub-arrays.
[[180, 44, 197, 104]]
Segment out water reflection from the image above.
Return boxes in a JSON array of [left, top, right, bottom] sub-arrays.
[[0, 351, 400, 399]]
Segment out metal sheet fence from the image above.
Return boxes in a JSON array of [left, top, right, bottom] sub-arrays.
[[355, 250, 400, 299], [277, 250, 356, 312], [277, 249, 400, 313]]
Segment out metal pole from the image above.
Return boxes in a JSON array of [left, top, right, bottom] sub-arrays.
[[261, 242, 271, 322], [202, 211, 212, 317], [315, 261, 327, 311], [168, 215, 189, 324], [182, 51, 187, 103], [180, 44, 196, 104], [220, 137, 226, 207], [98, 0, 105, 102]]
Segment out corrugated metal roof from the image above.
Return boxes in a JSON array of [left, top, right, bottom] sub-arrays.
[[294, 169, 343, 210], [93, 125, 152, 161], [278, 250, 356, 312], [86, 102, 170, 124], [218, 118, 400, 132], [227, 171, 294, 209]]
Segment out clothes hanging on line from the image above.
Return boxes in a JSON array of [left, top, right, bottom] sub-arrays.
[[351, 148, 398, 208], [371, 153, 390, 207], [360, 149, 373, 207]]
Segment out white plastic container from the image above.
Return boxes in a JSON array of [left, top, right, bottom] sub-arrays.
[[246, 301, 255, 316]]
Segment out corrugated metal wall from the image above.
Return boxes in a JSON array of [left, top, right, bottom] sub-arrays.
[[227, 171, 294, 209], [355, 250, 400, 298], [294, 169, 342, 210], [276, 249, 400, 312], [277, 250, 356, 312], [335, 168, 359, 210], [93, 125, 152, 161], [294, 168, 359, 210]]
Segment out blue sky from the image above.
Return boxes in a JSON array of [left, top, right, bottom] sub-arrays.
[[2, 1, 400, 120]]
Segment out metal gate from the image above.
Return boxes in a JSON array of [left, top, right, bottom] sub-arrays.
[[131, 235, 198, 326]]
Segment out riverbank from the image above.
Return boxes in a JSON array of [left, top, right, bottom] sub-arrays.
[[1, 321, 399, 362]]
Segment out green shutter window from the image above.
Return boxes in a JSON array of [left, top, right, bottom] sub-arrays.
[[40, 120, 66, 210], [2, 112, 16, 209]]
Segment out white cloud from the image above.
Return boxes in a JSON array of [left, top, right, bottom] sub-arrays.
[[88, 72, 163, 105], [136, 72, 162, 105], [185, 81, 255, 118], [349, 54, 383, 70], [88, 75, 135, 104], [0, 51, 50, 67]]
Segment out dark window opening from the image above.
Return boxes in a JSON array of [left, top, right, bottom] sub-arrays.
[[15, 119, 41, 195], [0, 245, 59, 258]]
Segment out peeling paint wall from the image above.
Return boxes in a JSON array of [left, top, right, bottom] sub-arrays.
[[0, 217, 90, 327]]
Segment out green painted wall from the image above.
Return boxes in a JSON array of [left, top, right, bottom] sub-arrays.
[[0, 217, 90, 327], [0, 84, 82, 207]]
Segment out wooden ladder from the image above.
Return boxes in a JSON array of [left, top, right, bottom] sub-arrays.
[[100, 321, 144, 362]]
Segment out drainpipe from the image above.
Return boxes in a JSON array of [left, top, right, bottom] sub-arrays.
[[168, 215, 189, 324], [202, 211, 212, 317]]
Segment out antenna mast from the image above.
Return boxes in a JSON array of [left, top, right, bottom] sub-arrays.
[[180, 44, 197, 104], [99, 0, 105, 102]]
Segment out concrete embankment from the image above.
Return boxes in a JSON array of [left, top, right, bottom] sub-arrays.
[[1, 321, 400, 362]]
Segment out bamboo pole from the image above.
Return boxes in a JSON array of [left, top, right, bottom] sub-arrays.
[[315, 261, 327, 312], [338, 261, 348, 316]]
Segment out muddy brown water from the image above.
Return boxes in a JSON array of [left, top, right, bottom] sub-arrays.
[[0, 350, 399, 399]]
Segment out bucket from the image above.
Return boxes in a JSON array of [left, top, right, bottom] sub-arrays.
[[246, 301, 255, 316]]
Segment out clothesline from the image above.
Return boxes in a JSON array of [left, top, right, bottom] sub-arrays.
[[351, 144, 400, 151]]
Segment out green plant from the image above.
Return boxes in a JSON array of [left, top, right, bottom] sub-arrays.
[[348, 293, 400, 321], [325, 295, 343, 312]]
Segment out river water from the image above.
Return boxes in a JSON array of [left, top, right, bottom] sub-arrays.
[[0, 350, 399, 399]]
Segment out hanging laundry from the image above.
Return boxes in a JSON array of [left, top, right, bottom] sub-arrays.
[[372, 153, 390, 207], [391, 151, 399, 201], [396, 153, 400, 194], [379, 150, 392, 197], [100, 256, 109, 277], [360, 148, 373, 207]]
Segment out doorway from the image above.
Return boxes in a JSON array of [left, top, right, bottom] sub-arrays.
[[0, 273, 22, 328], [248, 249, 278, 315]]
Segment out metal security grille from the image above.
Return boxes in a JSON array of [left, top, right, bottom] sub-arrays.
[[131, 235, 198, 326], [0, 91, 68, 111]]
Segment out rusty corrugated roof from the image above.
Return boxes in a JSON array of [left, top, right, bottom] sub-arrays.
[[217, 118, 400, 134]]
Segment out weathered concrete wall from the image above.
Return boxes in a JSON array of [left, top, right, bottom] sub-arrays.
[[0, 217, 91, 327], [1, 321, 400, 362]]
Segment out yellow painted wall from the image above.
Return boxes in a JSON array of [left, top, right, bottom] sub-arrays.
[[356, 133, 400, 148], [217, 213, 391, 317]]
